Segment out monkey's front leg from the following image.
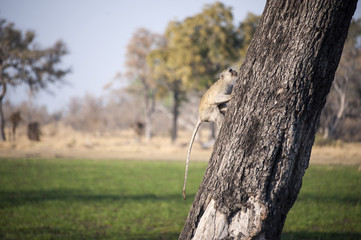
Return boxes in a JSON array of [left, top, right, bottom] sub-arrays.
[[218, 102, 228, 115], [214, 94, 232, 105]]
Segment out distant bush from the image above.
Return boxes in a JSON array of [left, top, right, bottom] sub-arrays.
[[314, 134, 343, 147]]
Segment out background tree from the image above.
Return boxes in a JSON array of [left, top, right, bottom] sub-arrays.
[[125, 28, 163, 140], [148, 2, 241, 143], [0, 19, 69, 141], [179, 0, 357, 239], [147, 45, 186, 143], [319, 18, 361, 140]]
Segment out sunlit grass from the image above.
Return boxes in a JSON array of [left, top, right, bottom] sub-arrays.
[[0, 159, 205, 240], [0, 158, 360, 239], [283, 165, 361, 240]]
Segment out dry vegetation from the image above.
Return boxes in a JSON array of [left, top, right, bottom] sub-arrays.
[[0, 123, 211, 161], [1, 123, 360, 166]]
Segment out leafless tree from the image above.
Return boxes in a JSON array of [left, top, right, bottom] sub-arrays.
[[125, 28, 164, 141]]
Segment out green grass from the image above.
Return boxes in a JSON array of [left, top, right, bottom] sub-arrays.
[[283, 165, 361, 240], [0, 159, 360, 240]]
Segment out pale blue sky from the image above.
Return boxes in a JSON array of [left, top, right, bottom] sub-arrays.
[[1, 0, 360, 113]]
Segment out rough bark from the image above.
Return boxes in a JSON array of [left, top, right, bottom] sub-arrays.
[[179, 0, 357, 239]]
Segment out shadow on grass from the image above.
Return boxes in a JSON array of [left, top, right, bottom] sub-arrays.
[[120, 232, 180, 240], [296, 192, 360, 205], [5, 188, 357, 209], [1, 226, 180, 240], [282, 231, 361, 240], [6, 228, 360, 240], [0, 189, 190, 208]]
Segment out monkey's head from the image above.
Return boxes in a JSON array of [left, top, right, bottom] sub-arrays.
[[220, 68, 238, 82]]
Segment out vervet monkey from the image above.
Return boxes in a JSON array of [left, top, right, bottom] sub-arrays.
[[183, 68, 238, 200]]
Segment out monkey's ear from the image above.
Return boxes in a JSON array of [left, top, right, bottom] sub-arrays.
[[220, 73, 224, 79]]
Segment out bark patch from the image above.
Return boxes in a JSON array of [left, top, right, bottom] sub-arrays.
[[243, 116, 261, 157]]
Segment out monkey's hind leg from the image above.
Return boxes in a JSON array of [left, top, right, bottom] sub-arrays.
[[214, 109, 226, 135]]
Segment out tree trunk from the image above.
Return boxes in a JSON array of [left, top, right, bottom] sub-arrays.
[[171, 89, 180, 144], [144, 87, 156, 141], [0, 100, 6, 141], [0, 82, 7, 141], [324, 77, 348, 139], [179, 0, 357, 239], [144, 94, 152, 141]]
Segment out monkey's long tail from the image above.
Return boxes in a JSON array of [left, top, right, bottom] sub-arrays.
[[183, 119, 201, 200]]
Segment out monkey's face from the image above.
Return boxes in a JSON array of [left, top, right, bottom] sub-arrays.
[[220, 68, 238, 82]]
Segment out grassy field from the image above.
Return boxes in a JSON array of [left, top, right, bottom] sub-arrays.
[[0, 158, 360, 240]]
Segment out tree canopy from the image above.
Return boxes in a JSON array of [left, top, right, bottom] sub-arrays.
[[149, 2, 241, 91], [0, 20, 69, 92]]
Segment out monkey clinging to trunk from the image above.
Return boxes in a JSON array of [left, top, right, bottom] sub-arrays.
[[183, 68, 238, 200]]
